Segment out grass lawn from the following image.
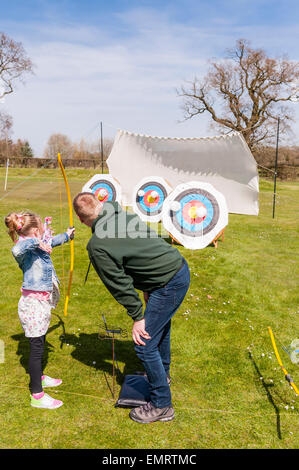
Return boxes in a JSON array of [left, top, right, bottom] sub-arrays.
[[0, 167, 298, 449]]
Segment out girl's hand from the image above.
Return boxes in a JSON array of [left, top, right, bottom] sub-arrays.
[[67, 227, 75, 240], [132, 319, 151, 346]]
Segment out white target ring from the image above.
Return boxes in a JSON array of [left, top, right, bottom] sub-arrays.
[[133, 176, 173, 222], [162, 181, 228, 249], [82, 174, 122, 203]]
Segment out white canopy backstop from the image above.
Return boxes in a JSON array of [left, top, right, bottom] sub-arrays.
[[107, 130, 259, 215]]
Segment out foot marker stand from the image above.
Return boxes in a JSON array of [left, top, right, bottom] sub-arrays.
[[98, 314, 128, 399]]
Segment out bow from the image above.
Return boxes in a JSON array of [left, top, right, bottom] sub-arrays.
[[57, 153, 74, 317], [268, 327, 299, 396]]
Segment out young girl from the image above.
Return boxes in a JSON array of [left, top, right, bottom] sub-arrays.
[[5, 211, 75, 409]]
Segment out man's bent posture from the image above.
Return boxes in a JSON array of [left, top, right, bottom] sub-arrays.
[[73, 193, 190, 424]]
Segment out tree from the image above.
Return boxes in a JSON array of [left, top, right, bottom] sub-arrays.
[[20, 140, 34, 158], [88, 138, 113, 161], [72, 138, 92, 160], [178, 39, 299, 149], [0, 110, 13, 139], [0, 138, 34, 159], [0, 32, 33, 100], [44, 133, 74, 159], [72, 138, 113, 161], [102, 138, 113, 160]]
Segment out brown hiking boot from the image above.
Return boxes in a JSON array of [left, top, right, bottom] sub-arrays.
[[129, 402, 175, 424]]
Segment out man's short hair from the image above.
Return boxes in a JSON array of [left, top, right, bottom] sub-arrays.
[[73, 192, 100, 219]]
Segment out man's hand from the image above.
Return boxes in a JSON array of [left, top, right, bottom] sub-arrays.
[[132, 319, 151, 346]]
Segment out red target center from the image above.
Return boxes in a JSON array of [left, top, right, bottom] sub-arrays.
[[95, 188, 109, 202], [183, 201, 207, 225], [144, 190, 160, 207]]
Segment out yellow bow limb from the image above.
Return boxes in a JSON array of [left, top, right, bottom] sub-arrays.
[[268, 327, 299, 396], [57, 153, 74, 317]]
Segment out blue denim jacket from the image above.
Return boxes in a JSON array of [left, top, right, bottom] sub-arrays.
[[11, 233, 69, 292]]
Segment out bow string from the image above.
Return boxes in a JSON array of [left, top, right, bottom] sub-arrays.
[[57, 153, 74, 317]]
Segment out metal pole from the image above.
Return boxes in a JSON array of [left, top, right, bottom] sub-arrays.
[[272, 118, 280, 219], [100, 121, 104, 173]]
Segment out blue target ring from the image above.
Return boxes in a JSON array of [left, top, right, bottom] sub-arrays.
[[137, 182, 167, 216], [176, 194, 214, 232], [171, 189, 220, 237], [90, 180, 116, 202]]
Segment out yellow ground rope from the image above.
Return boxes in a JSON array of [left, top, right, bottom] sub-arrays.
[[268, 326, 299, 396]]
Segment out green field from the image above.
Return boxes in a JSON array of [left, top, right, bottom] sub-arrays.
[[0, 167, 298, 449]]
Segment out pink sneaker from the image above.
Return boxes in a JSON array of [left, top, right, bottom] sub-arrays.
[[31, 392, 63, 409], [42, 375, 62, 388]]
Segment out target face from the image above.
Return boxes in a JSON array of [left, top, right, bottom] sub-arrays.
[[133, 177, 172, 222], [162, 181, 228, 249], [82, 174, 122, 203]]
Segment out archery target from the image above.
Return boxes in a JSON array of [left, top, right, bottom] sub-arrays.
[[82, 174, 122, 203], [133, 177, 173, 222], [162, 181, 228, 249]]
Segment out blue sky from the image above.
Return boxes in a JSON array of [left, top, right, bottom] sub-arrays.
[[1, 0, 299, 155]]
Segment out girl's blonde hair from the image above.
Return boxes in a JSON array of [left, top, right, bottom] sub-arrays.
[[4, 211, 42, 242]]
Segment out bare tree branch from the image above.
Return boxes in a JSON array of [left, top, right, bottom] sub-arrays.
[[0, 32, 34, 100], [0, 110, 13, 139], [178, 39, 299, 149]]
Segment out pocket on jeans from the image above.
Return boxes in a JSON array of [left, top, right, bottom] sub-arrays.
[[170, 270, 189, 290], [146, 290, 167, 314]]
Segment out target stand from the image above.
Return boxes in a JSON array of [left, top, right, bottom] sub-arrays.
[[98, 314, 128, 399], [82, 174, 122, 203], [211, 228, 225, 248], [162, 181, 228, 250], [132, 176, 173, 223]]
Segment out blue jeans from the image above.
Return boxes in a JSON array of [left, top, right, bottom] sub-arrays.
[[134, 259, 190, 408]]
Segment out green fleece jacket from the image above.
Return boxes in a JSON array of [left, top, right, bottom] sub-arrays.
[[87, 202, 183, 321]]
